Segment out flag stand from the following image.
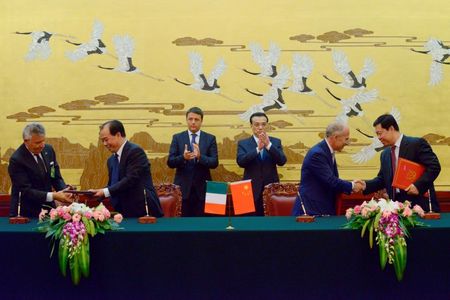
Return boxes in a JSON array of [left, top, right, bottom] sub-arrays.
[[225, 190, 234, 230]]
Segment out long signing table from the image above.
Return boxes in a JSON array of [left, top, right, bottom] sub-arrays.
[[1, 215, 449, 299]]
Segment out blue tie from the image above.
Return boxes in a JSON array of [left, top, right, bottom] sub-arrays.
[[110, 154, 119, 206], [260, 149, 265, 160], [191, 133, 197, 163], [191, 133, 197, 151]]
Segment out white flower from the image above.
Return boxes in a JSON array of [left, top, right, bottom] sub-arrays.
[[377, 198, 399, 212]]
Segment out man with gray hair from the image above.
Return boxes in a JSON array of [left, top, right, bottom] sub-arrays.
[[8, 122, 72, 217], [292, 121, 364, 216]]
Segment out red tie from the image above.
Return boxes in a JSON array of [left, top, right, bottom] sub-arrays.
[[390, 146, 397, 175]]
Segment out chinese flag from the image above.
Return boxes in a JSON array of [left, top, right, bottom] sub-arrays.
[[392, 158, 426, 190], [230, 180, 255, 215]]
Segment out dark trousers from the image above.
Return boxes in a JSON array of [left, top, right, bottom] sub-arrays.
[[182, 188, 205, 217]]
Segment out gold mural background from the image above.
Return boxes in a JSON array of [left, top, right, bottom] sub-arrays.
[[1, 0, 449, 193]]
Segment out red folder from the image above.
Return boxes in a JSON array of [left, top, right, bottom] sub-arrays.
[[392, 158, 425, 190]]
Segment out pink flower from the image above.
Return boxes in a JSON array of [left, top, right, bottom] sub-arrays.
[[84, 211, 93, 219], [49, 209, 58, 220], [98, 213, 105, 222], [72, 213, 81, 222], [63, 213, 72, 221], [102, 208, 111, 219], [382, 210, 392, 218], [114, 214, 123, 224], [361, 207, 370, 218], [93, 210, 101, 221], [413, 205, 425, 217], [354, 205, 362, 214], [402, 206, 412, 217]]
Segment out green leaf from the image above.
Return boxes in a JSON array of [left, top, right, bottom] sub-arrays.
[[79, 239, 90, 278], [361, 219, 371, 238], [393, 239, 407, 281], [70, 252, 81, 286], [369, 221, 374, 249], [58, 238, 68, 277], [378, 236, 387, 270]]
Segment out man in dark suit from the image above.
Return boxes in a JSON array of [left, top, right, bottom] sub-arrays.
[[292, 121, 363, 216], [167, 107, 218, 216], [91, 120, 163, 218], [362, 114, 441, 211], [237, 112, 287, 216], [8, 123, 72, 217]]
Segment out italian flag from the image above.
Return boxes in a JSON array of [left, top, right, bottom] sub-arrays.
[[204, 181, 228, 215]]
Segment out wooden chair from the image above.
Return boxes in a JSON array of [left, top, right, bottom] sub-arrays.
[[263, 183, 299, 216], [156, 183, 182, 217]]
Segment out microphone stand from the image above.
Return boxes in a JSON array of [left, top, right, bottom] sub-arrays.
[[295, 191, 315, 223], [138, 189, 157, 224], [423, 189, 441, 220], [9, 192, 30, 224]]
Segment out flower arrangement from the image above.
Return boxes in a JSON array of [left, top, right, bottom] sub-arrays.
[[37, 203, 123, 285], [344, 198, 426, 281]]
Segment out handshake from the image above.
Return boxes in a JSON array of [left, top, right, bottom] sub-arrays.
[[351, 179, 366, 193]]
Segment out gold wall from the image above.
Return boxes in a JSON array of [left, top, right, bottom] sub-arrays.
[[1, 0, 449, 192]]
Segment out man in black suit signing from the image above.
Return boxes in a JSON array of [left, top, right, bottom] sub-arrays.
[[91, 120, 163, 217], [361, 114, 441, 211], [167, 107, 218, 216], [8, 123, 73, 217]]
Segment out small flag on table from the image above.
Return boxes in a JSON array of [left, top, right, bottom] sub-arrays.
[[230, 179, 255, 215], [205, 181, 228, 215]]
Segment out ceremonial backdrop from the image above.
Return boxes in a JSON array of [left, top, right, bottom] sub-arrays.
[[1, 0, 449, 193]]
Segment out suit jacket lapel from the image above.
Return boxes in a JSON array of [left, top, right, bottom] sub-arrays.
[[399, 135, 409, 159], [21, 144, 46, 178], [41, 147, 51, 173], [118, 142, 131, 177], [183, 131, 191, 151], [199, 132, 207, 154]]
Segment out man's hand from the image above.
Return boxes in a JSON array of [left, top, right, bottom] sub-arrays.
[[405, 184, 419, 195], [352, 179, 366, 193], [90, 189, 105, 198], [259, 132, 270, 148], [53, 190, 73, 204], [183, 144, 196, 160], [192, 143, 201, 159]]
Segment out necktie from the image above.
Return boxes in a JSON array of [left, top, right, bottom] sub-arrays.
[[191, 133, 197, 150], [34, 154, 47, 174], [331, 152, 336, 165], [390, 146, 397, 200], [191, 133, 197, 163], [260, 148, 265, 160]]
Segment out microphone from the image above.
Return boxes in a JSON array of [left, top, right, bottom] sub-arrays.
[[138, 189, 157, 224], [9, 191, 30, 224]]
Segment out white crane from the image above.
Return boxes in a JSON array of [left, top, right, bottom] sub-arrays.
[[98, 35, 137, 72], [326, 88, 378, 123], [175, 52, 226, 93], [323, 50, 375, 89], [411, 38, 450, 86], [243, 42, 280, 78], [287, 54, 335, 108], [66, 20, 107, 61], [239, 66, 290, 121]]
